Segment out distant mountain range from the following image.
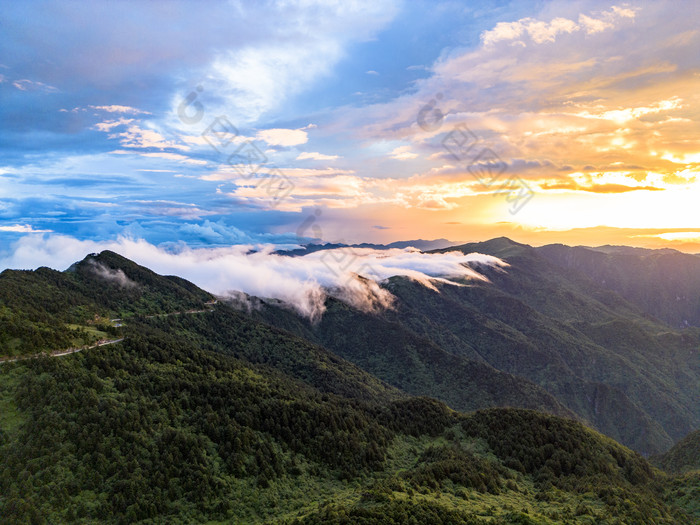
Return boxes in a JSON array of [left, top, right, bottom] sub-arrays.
[[1, 240, 698, 523], [537, 242, 700, 328], [275, 238, 460, 256]]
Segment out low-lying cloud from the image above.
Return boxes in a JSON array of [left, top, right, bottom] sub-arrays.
[[0, 235, 508, 320], [88, 260, 138, 289]]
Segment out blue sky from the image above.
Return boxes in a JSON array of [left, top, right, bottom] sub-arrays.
[[2, 0, 700, 265]]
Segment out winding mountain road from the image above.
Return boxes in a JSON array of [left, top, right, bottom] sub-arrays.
[[0, 303, 218, 365], [0, 338, 125, 364]]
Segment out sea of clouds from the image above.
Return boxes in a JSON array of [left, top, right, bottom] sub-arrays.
[[0, 235, 508, 320]]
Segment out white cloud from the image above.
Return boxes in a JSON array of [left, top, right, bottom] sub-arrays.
[[661, 152, 700, 164], [113, 124, 189, 150], [88, 261, 138, 289], [89, 105, 151, 115], [110, 149, 207, 165], [12, 79, 58, 92], [296, 151, 340, 161], [0, 224, 53, 233], [481, 5, 636, 46], [93, 117, 135, 132], [0, 235, 507, 321], [390, 145, 418, 160], [256, 128, 308, 147], [578, 14, 613, 34], [203, 166, 353, 182], [572, 97, 683, 124], [169, 1, 400, 125]]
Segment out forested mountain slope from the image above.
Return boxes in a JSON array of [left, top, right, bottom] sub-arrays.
[[653, 430, 700, 474], [0, 248, 697, 523], [253, 238, 700, 456]]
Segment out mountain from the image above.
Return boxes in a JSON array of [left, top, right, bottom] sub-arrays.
[[424, 238, 700, 454], [652, 430, 700, 519], [653, 430, 700, 474], [251, 295, 574, 418], [252, 237, 699, 456], [537, 243, 700, 328], [275, 238, 459, 257], [0, 250, 213, 357], [0, 248, 698, 523]]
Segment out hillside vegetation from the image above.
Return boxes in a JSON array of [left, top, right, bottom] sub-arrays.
[[652, 430, 700, 474], [251, 238, 699, 456], [0, 248, 697, 523]]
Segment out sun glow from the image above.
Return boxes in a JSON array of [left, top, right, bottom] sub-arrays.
[[500, 182, 700, 231]]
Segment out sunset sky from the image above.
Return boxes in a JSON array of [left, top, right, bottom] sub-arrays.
[[2, 0, 700, 268]]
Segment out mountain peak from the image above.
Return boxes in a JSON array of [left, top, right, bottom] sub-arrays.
[[436, 236, 531, 257]]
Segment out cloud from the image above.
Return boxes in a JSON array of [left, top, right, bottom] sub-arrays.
[[662, 152, 700, 164], [481, 5, 636, 46], [326, 0, 698, 216], [203, 166, 353, 182], [256, 128, 309, 147], [221, 173, 372, 212], [366, 70, 379, 75], [178, 220, 253, 244], [126, 200, 210, 220], [572, 97, 683, 124], [11, 79, 58, 92], [93, 117, 135, 132], [89, 105, 151, 115], [540, 181, 664, 193], [2, 0, 698, 244], [642, 231, 700, 242], [0, 235, 508, 321], [88, 260, 138, 289], [296, 151, 340, 161], [195, 1, 399, 124], [109, 149, 206, 165], [0, 224, 53, 233], [215, 166, 487, 212], [112, 124, 188, 151], [537, 170, 671, 194], [415, 193, 457, 210], [578, 14, 613, 34], [390, 145, 418, 160]]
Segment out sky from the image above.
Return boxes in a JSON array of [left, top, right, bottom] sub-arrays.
[[2, 0, 700, 269]]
